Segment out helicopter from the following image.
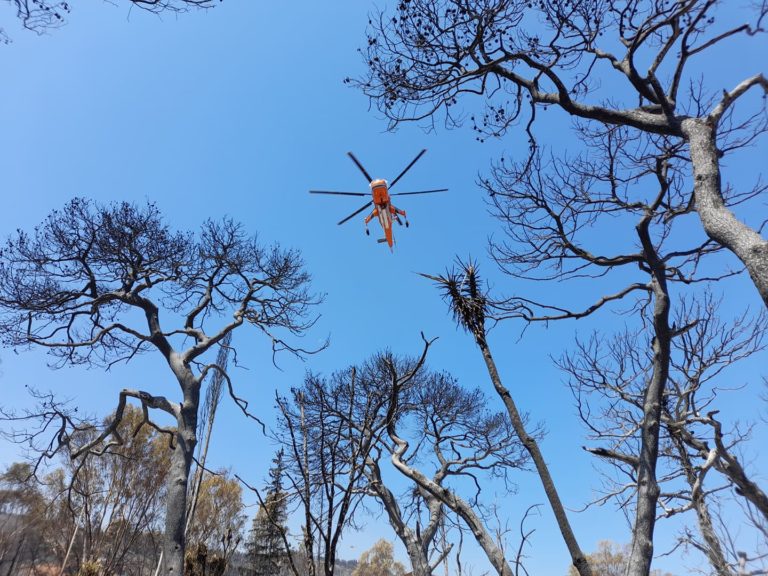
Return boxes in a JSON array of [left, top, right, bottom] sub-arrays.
[[309, 149, 448, 251]]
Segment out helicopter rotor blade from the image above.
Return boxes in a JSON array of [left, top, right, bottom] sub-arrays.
[[309, 190, 368, 196], [390, 188, 449, 196], [337, 201, 373, 226], [347, 152, 374, 183], [389, 148, 427, 189]]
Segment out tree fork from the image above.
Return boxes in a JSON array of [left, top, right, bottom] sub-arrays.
[[683, 118, 768, 308]]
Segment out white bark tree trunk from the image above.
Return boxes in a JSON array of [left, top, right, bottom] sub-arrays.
[[160, 368, 200, 575], [386, 430, 514, 575], [683, 118, 768, 308], [367, 463, 436, 576]]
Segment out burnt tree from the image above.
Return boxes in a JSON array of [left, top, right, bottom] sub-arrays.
[[422, 118, 750, 575], [2, 0, 221, 44], [0, 198, 321, 575], [357, 0, 768, 307], [281, 348, 531, 576], [560, 294, 768, 576]]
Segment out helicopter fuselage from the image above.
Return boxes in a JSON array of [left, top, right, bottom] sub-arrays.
[[367, 179, 399, 249]]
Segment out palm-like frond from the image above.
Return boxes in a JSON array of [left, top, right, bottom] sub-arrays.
[[419, 258, 487, 341]]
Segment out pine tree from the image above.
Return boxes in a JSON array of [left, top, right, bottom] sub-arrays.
[[246, 450, 290, 576]]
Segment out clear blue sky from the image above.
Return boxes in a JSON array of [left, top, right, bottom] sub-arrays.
[[1, 2, 766, 574]]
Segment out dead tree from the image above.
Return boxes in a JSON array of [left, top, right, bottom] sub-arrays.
[[2, 0, 221, 44], [273, 346, 531, 576], [664, 298, 768, 575], [377, 354, 532, 576], [423, 260, 594, 576], [559, 294, 767, 576], [358, 354, 530, 576], [374, 350, 533, 576], [422, 119, 748, 575], [270, 348, 440, 576], [272, 365, 387, 576], [0, 198, 321, 575], [343, 350, 531, 576], [313, 353, 446, 576], [357, 0, 768, 308]]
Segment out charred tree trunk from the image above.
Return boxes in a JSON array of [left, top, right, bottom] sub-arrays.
[[475, 339, 593, 576], [625, 214, 672, 576]]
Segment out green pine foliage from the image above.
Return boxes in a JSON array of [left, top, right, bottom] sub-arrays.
[[245, 450, 290, 576]]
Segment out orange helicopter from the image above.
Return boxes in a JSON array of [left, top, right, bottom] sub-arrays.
[[309, 149, 448, 251]]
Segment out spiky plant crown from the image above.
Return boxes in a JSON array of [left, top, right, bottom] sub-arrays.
[[421, 258, 488, 345]]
